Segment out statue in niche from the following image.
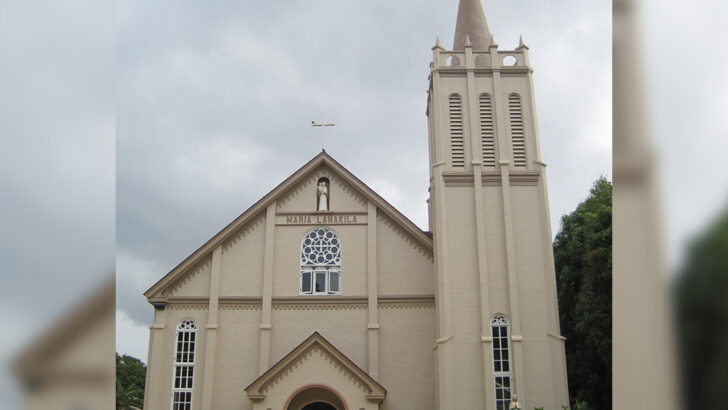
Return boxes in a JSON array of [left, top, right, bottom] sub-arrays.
[[317, 179, 329, 212]]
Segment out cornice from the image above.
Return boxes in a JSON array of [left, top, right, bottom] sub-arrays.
[[167, 304, 208, 311], [222, 214, 265, 253], [276, 211, 367, 216], [156, 295, 436, 310], [433, 67, 533, 76], [162, 257, 211, 297], [167, 297, 209, 304], [377, 212, 434, 262], [442, 170, 540, 187]]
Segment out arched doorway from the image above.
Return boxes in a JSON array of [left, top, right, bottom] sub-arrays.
[[285, 385, 347, 410]]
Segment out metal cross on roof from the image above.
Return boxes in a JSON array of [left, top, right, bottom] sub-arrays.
[[311, 113, 335, 151]]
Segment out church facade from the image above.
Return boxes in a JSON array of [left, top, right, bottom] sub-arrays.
[[142, 1, 569, 409]]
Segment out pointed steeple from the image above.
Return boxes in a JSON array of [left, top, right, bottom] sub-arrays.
[[453, 0, 491, 51]]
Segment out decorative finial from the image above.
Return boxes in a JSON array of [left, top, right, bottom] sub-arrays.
[[489, 34, 498, 48], [517, 35, 529, 50], [432, 36, 444, 51], [465, 34, 472, 47]]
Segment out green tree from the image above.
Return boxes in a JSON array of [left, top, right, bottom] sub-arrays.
[[674, 208, 728, 410], [554, 177, 611, 410], [116, 353, 146, 409]]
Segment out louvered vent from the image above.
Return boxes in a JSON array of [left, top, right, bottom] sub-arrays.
[[508, 94, 527, 167], [479, 94, 496, 167], [449, 94, 465, 167]]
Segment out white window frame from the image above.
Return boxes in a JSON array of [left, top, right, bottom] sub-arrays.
[[170, 319, 196, 410], [300, 266, 341, 295], [490, 314, 514, 410], [299, 227, 342, 295]]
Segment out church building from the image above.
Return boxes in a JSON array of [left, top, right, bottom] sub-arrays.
[[142, 1, 569, 409]]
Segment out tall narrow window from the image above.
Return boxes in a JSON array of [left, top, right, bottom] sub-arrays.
[[491, 314, 513, 410], [449, 94, 465, 167], [171, 319, 197, 410], [300, 228, 341, 295], [479, 93, 496, 167], [508, 93, 527, 167]]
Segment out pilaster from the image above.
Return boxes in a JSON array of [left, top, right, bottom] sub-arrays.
[[143, 308, 166, 410], [499, 159, 526, 401], [258, 203, 276, 374], [200, 245, 222, 410], [431, 159, 453, 408], [366, 202, 379, 379], [465, 38, 494, 405]]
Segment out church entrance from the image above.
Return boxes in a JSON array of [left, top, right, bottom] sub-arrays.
[[284, 385, 347, 410]]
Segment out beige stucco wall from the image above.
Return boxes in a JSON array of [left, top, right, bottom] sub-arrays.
[[270, 308, 368, 369], [378, 306, 436, 410], [220, 215, 266, 297], [482, 186, 511, 314], [211, 307, 262, 410], [165, 257, 212, 297], [376, 214, 434, 296]]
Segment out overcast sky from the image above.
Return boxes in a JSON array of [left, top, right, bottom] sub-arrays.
[[3, 1, 728, 408], [115, 0, 612, 362]]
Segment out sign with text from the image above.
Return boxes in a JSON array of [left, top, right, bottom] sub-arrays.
[[276, 213, 367, 226]]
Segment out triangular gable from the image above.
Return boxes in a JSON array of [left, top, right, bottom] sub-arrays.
[[145, 151, 432, 300], [244, 332, 386, 403]]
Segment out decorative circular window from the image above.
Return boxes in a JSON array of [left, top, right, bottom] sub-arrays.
[[300, 228, 341, 295], [301, 228, 341, 266]]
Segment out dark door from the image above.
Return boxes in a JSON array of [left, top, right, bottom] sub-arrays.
[[301, 403, 337, 410]]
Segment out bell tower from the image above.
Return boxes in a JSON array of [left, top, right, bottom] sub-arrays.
[[427, 1, 569, 409]]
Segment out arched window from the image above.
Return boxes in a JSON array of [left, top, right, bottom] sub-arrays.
[[479, 93, 496, 167], [171, 319, 197, 410], [491, 314, 513, 410], [508, 93, 527, 167], [449, 93, 465, 168], [300, 228, 341, 295]]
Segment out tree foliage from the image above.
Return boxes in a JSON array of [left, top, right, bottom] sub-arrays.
[[116, 352, 146, 409], [675, 208, 728, 410], [554, 177, 611, 410]]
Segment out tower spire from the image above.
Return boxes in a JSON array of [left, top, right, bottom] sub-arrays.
[[453, 0, 491, 51]]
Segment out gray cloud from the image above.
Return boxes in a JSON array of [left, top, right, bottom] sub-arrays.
[[116, 0, 612, 345]]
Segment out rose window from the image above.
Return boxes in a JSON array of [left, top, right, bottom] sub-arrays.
[[300, 228, 341, 294]]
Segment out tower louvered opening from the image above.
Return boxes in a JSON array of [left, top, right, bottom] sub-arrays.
[[479, 94, 496, 167], [449, 94, 465, 167], [508, 94, 527, 167]]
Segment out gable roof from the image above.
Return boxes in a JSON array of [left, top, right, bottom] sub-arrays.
[[244, 331, 386, 403], [145, 150, 432, 299]]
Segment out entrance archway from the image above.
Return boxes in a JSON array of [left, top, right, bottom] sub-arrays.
[[284, 385, 348, 410]]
